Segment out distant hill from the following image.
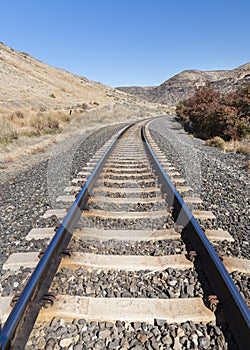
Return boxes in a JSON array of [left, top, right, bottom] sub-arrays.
[[0, 42, 140, 112], [117, 63, 250, 106]]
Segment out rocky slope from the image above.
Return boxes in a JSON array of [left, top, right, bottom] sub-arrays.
[[0, 42, 140, 112], [117, 63, 250, 106]]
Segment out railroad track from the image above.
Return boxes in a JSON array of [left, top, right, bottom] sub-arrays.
[[0, 121, 249, 349]]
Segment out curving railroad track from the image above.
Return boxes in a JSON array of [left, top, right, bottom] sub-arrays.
[[0, 120, 249, 349]]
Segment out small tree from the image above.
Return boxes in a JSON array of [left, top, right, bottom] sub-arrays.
[[176, 82, 238, 140]]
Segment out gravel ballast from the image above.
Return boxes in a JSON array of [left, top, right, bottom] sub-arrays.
[[25, 318, 232, 350], [149, 116, 249, 260], [0, 124, 126, 278]]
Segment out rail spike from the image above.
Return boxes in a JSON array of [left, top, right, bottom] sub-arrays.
[[42, 292, 56, 308]]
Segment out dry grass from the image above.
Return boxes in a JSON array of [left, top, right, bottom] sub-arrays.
[[206, 136, 250, 155], [25, 139, 56, 155], [245, 160, 250, 172], [0, 42, 148, 111], [0, 102, 169, 167], [0, 116, 18, 143], [205, 136, 226, 149], [3, 155, 15, 162], [0, 108, 80, 144], [223, 139, 250, 155], [235, 143, 250, 155]]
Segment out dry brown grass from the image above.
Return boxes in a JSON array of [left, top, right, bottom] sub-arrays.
[[26, 139, 56, 155], [3, 155, 15, 162], [0, 108, 80, 143], [206, 136, 250, 155], [235, 143, 250, 155], [0, 42, 147, 111], [245, 160, 250, 172], [0, 116, 18, 143], [205, 136, 226, 149], [224, 139, 250, 155]]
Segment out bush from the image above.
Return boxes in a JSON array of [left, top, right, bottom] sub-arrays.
[[30, 114, 60, 135], [0, 118, 18, 143], [205, 136, 226, 149], [176, 82, 250, 141], [235, 144, 250, 155], [46, 115, 59, 129]]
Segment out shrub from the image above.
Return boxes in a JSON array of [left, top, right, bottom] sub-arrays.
[[205, 136, 226, 149], [12, 110, 24, 119], [49, 93, 56, 98], [46, 115, 59, 129], [30, 115, 45, 135], [30, 112, 62, 135], [0, 118, 18, 143], [176, 82, 250, 141], [235, 144, 250, 155]]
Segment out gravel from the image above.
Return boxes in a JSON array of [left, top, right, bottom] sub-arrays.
[[68, 238, 185, 256], [149, 115, 249, 259], [50, 267, 203, 299], [1, 116, 246, 350], [0, 123, 126, 279], [25, 317, 237, 350]]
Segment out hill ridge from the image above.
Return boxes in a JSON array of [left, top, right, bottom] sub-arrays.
[[117, 63, 250, 106]]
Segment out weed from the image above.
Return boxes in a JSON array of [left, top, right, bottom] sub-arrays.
[[236, 144, 250, 155], [205, 136, 226, 149], [0, 117, 18, 143]]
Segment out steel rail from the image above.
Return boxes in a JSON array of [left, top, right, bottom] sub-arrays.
[[142, 125, 250, 350], [0, 123, 134, 350]]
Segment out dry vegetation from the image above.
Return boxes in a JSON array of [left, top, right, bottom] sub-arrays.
[[176, 83, 250, 157], [0, 42, 143, 110], [205, 136, 250, 155], [0, 42, 171, 166], [0, 108, 80, 144], [0, 101, 170, 169]]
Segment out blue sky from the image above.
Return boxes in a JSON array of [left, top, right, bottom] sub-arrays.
[[1, 0, 249, 87]]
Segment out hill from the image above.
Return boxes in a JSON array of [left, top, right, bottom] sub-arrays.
[[0, 42, 140, 112], [117, 63, 250, 106]]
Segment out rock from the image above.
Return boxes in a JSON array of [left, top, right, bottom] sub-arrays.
[[137, 333, 148, 343], [99, 329, 111, 339], [150, 338, 160, 350], [199, 336, 210, 349], [177, 327, 185, 337], [161, 335, 173, 346], [94, 339, 106, 349], [173, 337, 182, 350], [108, 339, 120, 349], [60, 338, 73, 347], [186, 284, 195, 296], [45, 338, 56, 350], [132, 322, 142, 331]]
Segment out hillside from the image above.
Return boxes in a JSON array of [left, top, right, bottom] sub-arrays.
[[0, 42, 141, 112], [0, 42, 173, 170], [117, 63, 250, 106]]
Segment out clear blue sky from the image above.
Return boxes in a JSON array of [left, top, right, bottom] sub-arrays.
[[1, 0, 249, 87]]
